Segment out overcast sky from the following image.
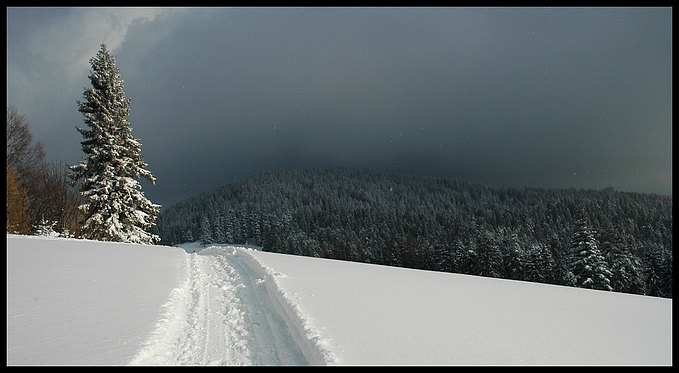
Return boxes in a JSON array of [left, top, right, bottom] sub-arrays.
[[6, 7, 672, 207]]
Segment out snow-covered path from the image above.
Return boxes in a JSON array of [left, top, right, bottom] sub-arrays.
[[128, 247, 306, 365]]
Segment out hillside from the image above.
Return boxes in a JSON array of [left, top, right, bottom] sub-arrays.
[[155, 168, 672, 297], [6, 235, 672, 365]]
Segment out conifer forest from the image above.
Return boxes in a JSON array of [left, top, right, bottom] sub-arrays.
[[155, 168, 672, 298]]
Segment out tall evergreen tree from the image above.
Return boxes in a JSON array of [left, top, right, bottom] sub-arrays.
[[568, 217, 612, 291], [599, 224, 645, 294], [523, 243, 554, 284], [474, 229, 503, 278], [213, 216, 226, 243], [503, 233, 524, 280], [200, 216, 213, 245], [70, 44, 160, 244], [183, 228, 194, 243]]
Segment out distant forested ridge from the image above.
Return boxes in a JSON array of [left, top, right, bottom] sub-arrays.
[[156, 168, 672, 298]]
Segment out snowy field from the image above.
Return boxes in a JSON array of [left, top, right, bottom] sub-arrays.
[[6, 235, 672, 366]]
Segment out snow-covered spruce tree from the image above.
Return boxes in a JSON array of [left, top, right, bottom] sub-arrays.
[[70, 44, 160, 244], [598, 224, 645, 295], [200, 216, 213, 246], [568, 217, 612, 291]]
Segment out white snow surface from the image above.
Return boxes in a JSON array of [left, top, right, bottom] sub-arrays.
[[6, 235, 672, 366]]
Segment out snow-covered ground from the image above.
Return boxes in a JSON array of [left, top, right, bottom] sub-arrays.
[[6, 235, 186, 365], [6, 235, 672, 366]]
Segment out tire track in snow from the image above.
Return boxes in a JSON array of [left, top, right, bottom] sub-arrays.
[[213, 248, 308, 365], [128, 246, 306, 365]]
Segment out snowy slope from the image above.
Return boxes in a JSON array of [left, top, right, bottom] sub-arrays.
[[6, 235, 672, 366], [6, 235, 186, 365], [240, 247, 673, 365]]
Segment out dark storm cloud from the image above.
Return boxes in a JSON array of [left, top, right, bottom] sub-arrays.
[[6, 7, 672, 206]]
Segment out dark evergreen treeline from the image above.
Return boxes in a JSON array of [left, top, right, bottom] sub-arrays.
[[155, 168, 672, 298]]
